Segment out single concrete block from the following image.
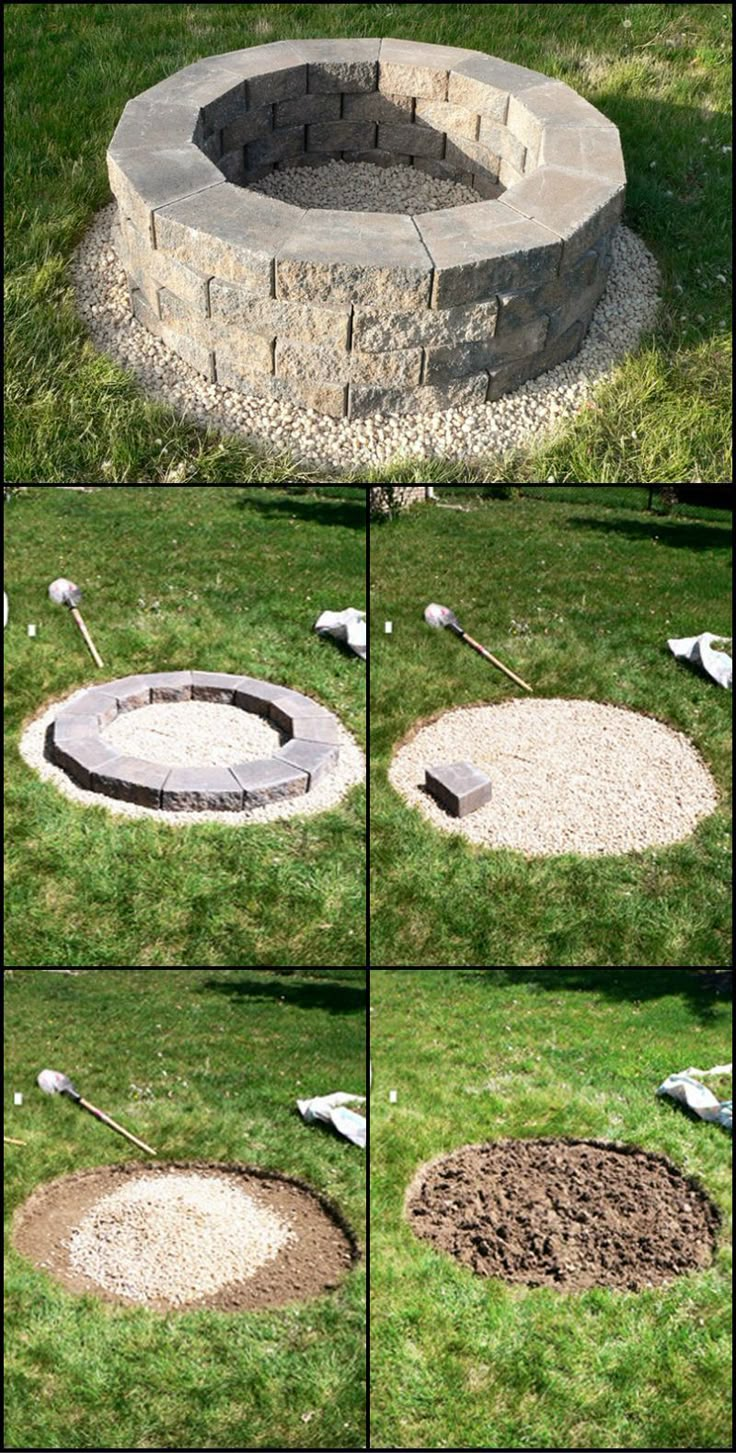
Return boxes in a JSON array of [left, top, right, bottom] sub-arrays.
[[425, 761, 492, 817], [103, 675, 154, 711], [353, 297, 498, 353], [268, 692, 334, 733], [501, 166, 624, 269], [416, 201, 561, 308], [56, 692, 120, 726], [146, 670, 194, 702], [276, 210, 433, 309], [162, 766, 244, 811], [286, 717, 341, 745], [277, 739, 339, 787], [52, 717, 104, 746], [234, 681, 304, 716], [53, 739, 124, 789], [91, 756, 170, 807], [190, 670, 253, 702], [230, 757, 308, 806]]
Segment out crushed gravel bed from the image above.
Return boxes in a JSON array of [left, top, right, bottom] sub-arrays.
[[66, 1172, 295, 1306], [250, 156, 488, 212], [71, 195, 660, 476], [19, 686, 365, 826], [388, 698, 718, 856], [100, 699, 282, 767]]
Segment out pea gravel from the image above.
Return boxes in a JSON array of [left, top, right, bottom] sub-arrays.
[[71, 180, 660, 475], [19, 686, 365, 826], [388, 698, 718, 857], [101, 699, 282, 767], [65, 1172, 296, 1306]]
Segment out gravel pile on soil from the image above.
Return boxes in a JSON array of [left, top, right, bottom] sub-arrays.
[[13, 1160, 359, 1311], [71, 203, 659, 475], [405, 1138, 721, 1292], [388, 697, 717, 856], [251, 156, 488, 212], [19, 686, 365, 826], [66, 1173, 295, 1306], [101, 699, 281, 767]]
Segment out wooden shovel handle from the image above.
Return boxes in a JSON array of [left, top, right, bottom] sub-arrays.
[[79, 1097, 156, 1155], [70, 607, 104, 668], [462, 631, 533, 692]]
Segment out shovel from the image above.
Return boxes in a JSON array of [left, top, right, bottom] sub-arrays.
[[424, 602, 533, 692], [48, 578, 104, 668], [37, 1068, 156, 1155]]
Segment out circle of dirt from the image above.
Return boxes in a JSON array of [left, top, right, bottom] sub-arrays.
[[388, 698, 718, 857], [12, 1160, 360, 1312], [405, 1138, 721, 1292]]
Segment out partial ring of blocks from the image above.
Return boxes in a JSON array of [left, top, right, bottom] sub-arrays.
[[107, 37, 625, 418], [48, 672, 340, 811]]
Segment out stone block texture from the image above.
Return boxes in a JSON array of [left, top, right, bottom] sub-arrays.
[[107, 38, 624, 415], [51, 672, 341, 812], [425, 761, 493, 818]]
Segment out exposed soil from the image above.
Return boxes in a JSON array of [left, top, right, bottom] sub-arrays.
[[12, 1159, 360, 1312], [405, 1138, 721, 1292]]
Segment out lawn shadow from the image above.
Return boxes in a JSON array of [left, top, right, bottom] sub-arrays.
[[200, 972, 366, 1015], [236, 491, 365, 531], [566, 514, 731, 552], [459, 969, 731, 1024]]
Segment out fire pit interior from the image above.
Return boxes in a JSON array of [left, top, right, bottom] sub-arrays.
[[47, 670, 341, 811], [107, 38, 625, 418], [405, 1138, 722, 1292]]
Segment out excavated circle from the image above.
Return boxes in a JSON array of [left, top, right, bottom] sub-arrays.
[[405, 1138, 722, 1292], [12, 1160, 360, 1311]]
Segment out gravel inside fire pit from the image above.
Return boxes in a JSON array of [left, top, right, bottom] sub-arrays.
[[389, 698, 718, 856], [65, 1173, 296, 1306], [101, 700, 281, 768]]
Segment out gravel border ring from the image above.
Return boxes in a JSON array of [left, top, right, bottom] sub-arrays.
[[107, 38, 624, 418], [48, 671, 341, 811], [388, 697, 718, 857]]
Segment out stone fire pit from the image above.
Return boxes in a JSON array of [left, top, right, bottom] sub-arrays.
[[48, 671, 340, 811], [107, 38, 625, 418]]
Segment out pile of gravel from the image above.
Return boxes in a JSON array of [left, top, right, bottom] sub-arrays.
[[19, 686, 365, 826], [65, 1172, 296, 1306], [71, 190, 660, 476], [251, 156, 489, 212], [101, 699, 281, 767], [388, 698, 718, 856]]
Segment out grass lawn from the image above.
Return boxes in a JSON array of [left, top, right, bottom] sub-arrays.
[[370, 487, 732, 967], [4, 968, 366, 1450], [4, 486, 365, 967], [369, 968, 732, 1450], [5, 3, 731, 484]]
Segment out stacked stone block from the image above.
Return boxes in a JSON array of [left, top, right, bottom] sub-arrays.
[[49, 672, 341, 812], [107, 38, 625, 417]]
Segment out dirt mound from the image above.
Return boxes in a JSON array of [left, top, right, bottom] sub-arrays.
[[12, 1160, 360, 1311], [405, 1138, 721, 1292]]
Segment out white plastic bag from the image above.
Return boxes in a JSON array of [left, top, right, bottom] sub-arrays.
[[297, 1091, 366, 1147], [667, 632, 732, 689], [315, 608, 366, 660], [657, 1065, 732, 1131]]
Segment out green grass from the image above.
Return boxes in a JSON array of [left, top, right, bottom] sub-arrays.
[[4, 486, 365, 966], [370, 968, 732, 1450], [4, 968, 366, 1450], [5, 4, 731, 483], [370, 487, 732, 966]]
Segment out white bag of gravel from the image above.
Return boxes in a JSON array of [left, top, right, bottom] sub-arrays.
[[657, 1070, 732, 1131], [297, 1091, 366, 1147], [667, 631, 732, 689], [315, 608, 366, 660]]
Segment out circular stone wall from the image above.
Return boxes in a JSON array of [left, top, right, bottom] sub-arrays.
[[13, 1161, 359, 1311], [107, 38, 625, 418], [405, 1139, 721, 1292], [48, 670, 340, 811], [388, 698, 718, 856]]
